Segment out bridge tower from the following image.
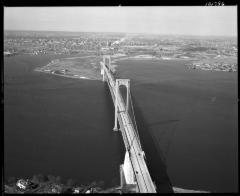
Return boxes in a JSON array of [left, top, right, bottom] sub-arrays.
[[113, 79, 130, 131], [101, 55, 111, 82]]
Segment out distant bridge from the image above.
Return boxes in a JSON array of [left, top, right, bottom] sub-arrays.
[[100, 55, 157, 193]]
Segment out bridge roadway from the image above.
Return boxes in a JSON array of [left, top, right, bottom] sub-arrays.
[[100, 61, 157, 193]]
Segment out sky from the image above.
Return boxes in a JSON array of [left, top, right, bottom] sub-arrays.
[[4, 6, 237, 37]]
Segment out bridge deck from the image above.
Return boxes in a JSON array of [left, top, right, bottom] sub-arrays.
[[101, 61, 156, 193]]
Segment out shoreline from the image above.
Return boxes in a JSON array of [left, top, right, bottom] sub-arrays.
[[34, 54, 101, 81], [35, 69, 98, 81]]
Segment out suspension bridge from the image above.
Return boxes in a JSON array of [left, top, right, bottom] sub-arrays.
[[100, 55, 157, 193]]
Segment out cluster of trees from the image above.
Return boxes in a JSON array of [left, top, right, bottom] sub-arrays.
[[6, 174, 77, 187]]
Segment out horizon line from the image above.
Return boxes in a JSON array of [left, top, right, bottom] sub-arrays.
[[4, 29, 237, 38]]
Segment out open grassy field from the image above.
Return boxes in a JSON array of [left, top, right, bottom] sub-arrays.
[[35, 55, 102, 80]]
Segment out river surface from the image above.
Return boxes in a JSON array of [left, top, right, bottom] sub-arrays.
[[4, 55, 238, 192], [4, 54, 125, 188], [116, 58, 238, 193]]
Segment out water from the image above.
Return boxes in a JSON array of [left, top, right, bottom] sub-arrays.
[[4, 55, 238, 192], [116, 59, 238, 192], [4, 54, 125, 187]]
